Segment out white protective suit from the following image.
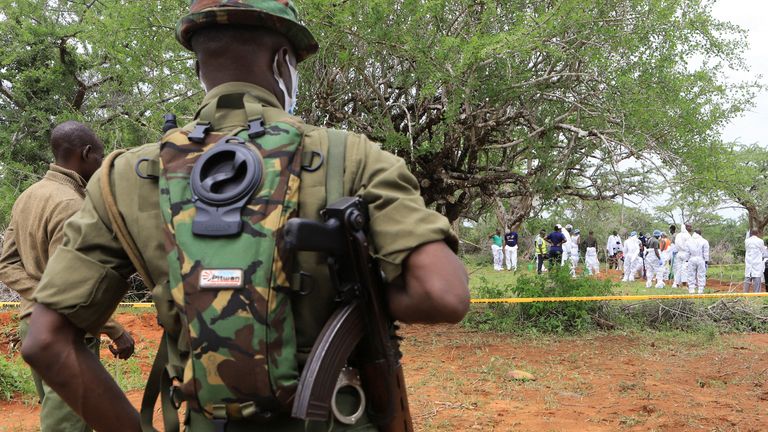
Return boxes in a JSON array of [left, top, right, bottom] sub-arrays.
[[585, 247, 599, 275], [672, 226, 692, 288], [743, 234, 765, 293], [644, 239, 664, 289], [491, 243, 503, 271], [607, 234, 623, 270], [686, 233, 710, 294], [569, 234, 580, 276], [560, 227, 572, 267], [622, 235, 641, 282], [561, 229, 571, 265]]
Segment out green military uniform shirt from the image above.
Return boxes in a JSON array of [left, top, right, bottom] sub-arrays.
[[35, 82, 457, 431]]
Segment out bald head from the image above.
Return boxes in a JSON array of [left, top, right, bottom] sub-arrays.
[[50, 121, 101, 163], [191, 25, 296, 108], [50, 121, 104, 181]]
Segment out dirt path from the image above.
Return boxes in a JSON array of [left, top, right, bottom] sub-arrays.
[[2, 312, 767, 431]]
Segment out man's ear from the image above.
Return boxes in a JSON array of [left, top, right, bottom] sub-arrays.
[[81, 145, 92, 161], [274, 47, 293, 95]]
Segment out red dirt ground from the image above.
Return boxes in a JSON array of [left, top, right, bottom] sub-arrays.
[[2, 308, 767, 431]]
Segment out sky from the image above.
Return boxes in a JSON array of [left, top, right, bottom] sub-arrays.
[[711, 0, 768, 147]]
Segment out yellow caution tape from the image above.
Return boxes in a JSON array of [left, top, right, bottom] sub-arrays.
[[0, 302, 157, 308], [471, 292, 768, 304], [2, 293, 767, 309]]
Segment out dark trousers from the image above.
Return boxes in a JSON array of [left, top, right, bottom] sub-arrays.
[[548, 250, 562, 269], [537, 254, 546, 274], [764, 266, 768, 292]]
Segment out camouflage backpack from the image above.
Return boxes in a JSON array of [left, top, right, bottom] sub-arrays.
[[157, 93, 303, 422]]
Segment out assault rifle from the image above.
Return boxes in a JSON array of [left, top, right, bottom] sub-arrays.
[[284, 197, 413, 432]]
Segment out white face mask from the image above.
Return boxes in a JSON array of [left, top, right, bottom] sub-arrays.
[[273, 52, 299, 115]]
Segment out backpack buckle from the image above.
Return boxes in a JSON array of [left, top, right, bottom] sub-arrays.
[[189, 121, 212, 143], [247, 117, 266, 139]]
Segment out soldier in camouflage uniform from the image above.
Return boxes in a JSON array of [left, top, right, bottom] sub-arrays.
[[22, 1, 470, 431]]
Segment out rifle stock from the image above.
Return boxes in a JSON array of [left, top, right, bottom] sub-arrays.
[[285, 197, 414, 432]]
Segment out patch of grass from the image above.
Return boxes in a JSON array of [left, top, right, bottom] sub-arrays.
[[104, 354, 147, 393], [0, 354, 35, 401], [619, 415, 643, 427]]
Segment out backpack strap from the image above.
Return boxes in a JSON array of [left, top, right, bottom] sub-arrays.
[[99, 150, 156, 288], [140, 333, 180, 432], [325, 129, 347, 207], [101, 151, 176, 431]]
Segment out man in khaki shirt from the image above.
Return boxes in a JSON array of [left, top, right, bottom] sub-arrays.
[[0, 121, 134, 432]]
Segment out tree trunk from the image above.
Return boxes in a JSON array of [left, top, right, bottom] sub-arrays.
[[746, 206, 768, 236], [495, 195, 533, 232]]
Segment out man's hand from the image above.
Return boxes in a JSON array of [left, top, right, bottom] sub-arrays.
[[22, 304, 141, 431], [109, 331, 135, 360]]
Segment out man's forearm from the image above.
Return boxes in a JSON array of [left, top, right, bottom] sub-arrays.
[[22, 304, 140, 432], [388, 241, 469, 324]]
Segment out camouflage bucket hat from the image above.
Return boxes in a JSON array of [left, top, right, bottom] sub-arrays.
[[177, 0, 319, 62]]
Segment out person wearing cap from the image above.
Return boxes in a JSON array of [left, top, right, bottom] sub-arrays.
[[644, 230, 665, 289], [622, 231, 641, 282], [20, 2, 470, 431]]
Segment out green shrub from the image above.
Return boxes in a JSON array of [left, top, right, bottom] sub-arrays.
[[463, 266, 615, 334], [512, 266, 614, 333], [0, 355, 34, 401]]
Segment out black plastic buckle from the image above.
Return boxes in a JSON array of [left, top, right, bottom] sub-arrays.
[[302, 151, 324, 172], [247, 117, 266, 139], [188, 121, 212, 143], [134, 158, 159, 180]]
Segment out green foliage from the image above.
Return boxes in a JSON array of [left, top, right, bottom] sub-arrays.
[[677, 144, 768, 235], [301, 0, 756, 223], [464, 266, 615, 334], [512, 266, 614, 333], [0, 355, 34, 401], [0, 0, 195, 221]]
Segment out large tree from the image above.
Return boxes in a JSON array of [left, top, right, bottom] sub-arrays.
[[676, 143, 768, 234], [300, 0, 754, 224], [0, 0, 756, 230], [0, 0, 194, 226]]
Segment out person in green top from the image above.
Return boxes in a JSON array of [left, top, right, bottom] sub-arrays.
[[20, 2, 471, 431], [490, 229, 504, 271]]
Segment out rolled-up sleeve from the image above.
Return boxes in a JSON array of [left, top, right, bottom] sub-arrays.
[[34, 170, 132, 334], [345, 134, 458, 282], [0, 224, 37, 301]]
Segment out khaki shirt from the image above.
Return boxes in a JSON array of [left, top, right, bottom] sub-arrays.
[[35, 82, 455, 350], [0, 164, 124, 338]]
